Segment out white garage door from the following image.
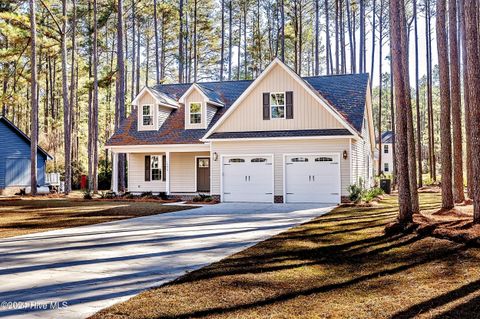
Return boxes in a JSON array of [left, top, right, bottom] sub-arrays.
[[222, 155, 273, 202], [285, 154, 341, 203]]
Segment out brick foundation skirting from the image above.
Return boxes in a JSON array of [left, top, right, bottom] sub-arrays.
[[341, 196, 351, 203]]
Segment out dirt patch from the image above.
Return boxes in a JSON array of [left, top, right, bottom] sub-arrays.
[[413, 204, 480, 246]]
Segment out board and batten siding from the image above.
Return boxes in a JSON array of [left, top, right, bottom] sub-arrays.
[[0, 120, 47, 188], [128, 153, 166, 193], [211, 139, 352, 198], [215, 64, 344, 132]]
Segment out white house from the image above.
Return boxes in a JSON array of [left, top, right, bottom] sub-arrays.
[[379, 131, 394, 175], [106, 58, 375, 204]]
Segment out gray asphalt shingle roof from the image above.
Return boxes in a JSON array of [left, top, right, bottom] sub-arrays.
[[106, 73, 369, 146]]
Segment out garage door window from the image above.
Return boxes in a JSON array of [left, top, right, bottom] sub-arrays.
[[251, 158, 267, 162], [315, 157, 333, 162], [291, 157, 308, 162], [229, 158, 245, 163]]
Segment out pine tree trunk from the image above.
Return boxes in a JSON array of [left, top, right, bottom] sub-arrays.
[[346, 0, 354, 73], [390, 0, 412, 225], [400, 1, 419, 213], [459, 0, 473, 199], [359, 0, 365, 73], [220, 0, 225, 80], [325, 0, 332, 75], [62, 0, 71, 194], [116, 0, 126, 192], [370, 0, 376, 80], [92, 0, 99, 192], [413, 0, 422, 188], [228, 0, 232, 80], [464, 0, 480, 223], [280, 0, 285, 62], [449, 0, 465, 203], [136, 20, 140, 95], [315, 0, 319, 75], [193, 0, 198, 82], [179, 0, 184, 82], [436, 0, 454, 209], [70, 0, 76, 174], [131, 0, 136, 100], [154, 0, 160, 84], [377, 0, 383, 175], [29, 0, 38, 195]]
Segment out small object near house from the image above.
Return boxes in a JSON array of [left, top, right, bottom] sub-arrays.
[[0, 116, 53, 195], [380, 179, 392, 194]]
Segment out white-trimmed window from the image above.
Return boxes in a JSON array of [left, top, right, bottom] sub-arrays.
[[189, 102, 202, 124], [142, 105, 153, 126], [384, 144, 389, 154], [270, 92, 285, 119], [384, 162, 389, 172], [151, 156, 161, 181]]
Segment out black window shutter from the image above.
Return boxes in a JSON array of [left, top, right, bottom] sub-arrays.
[[162, 155, 167, 181], [145, 156, 151, 181], [263, 93, 270, 120], [286, 91, 294, 119]]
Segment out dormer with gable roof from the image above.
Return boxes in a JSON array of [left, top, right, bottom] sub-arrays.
[[132, 87, 179, 131], [179, 83, 224, 130]]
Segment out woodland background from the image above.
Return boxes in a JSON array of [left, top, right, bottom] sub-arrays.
[[0, 0, 444, 191]]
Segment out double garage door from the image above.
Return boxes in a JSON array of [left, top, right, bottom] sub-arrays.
[[222, 154, 340, 203]]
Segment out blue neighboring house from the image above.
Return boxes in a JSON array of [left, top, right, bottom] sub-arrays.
[[0, 116, 52, 194]]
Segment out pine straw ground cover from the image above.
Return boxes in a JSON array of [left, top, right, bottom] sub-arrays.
[[91, 193, 480, 319], [0, 198, 193, 238]]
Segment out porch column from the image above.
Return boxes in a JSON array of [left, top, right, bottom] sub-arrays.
[[166, 151, 170, 195], [112, 151, 119, 194]]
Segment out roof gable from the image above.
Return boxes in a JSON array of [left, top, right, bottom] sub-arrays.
[[0, 116, 52, 159], [203, 59, 361, 140]]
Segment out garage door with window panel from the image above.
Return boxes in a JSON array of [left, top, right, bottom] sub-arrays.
[[222, 155, 273, 202], [285, 154, 340, 203]]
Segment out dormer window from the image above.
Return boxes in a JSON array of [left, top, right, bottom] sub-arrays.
[[142, 105, 153, 126], [189, 102, 202, 124], [270, 92, 285, 119]]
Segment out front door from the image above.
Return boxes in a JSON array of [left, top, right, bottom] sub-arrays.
[[196, 157, 211, 192]]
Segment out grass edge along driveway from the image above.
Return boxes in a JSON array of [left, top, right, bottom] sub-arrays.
[[0, 198, 194, 238]]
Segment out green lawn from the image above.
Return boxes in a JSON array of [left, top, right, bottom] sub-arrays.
[[0, 198, 193, 238], [91, 193, 480, 319]]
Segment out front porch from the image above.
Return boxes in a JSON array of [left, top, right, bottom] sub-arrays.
[[110, 144, 212, 198]]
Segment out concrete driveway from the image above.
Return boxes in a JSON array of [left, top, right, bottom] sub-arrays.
[[0, 203, 334, 319]]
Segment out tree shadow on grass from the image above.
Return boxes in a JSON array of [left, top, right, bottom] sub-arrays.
[[390, 279, 480, 319], [158, 245, 461, 319]]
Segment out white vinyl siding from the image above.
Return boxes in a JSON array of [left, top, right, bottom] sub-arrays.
[[211, 139, 351, 198], [169, 152, 210, 192], [127, 153, 166, 193], [351, 113, 374, 188]]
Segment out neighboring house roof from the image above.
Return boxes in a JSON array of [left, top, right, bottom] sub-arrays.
[[380, 131, 394, 144], [0, 116, 53, 159], [207, 129, 353, 140], [107, 72, 369, 147]]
